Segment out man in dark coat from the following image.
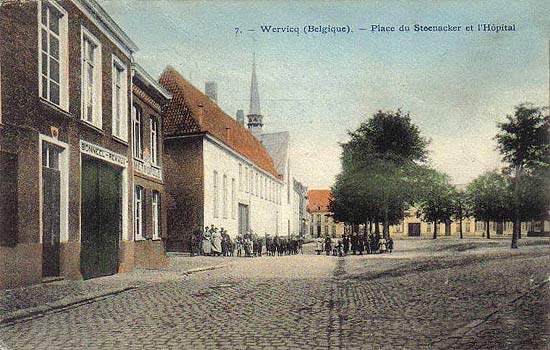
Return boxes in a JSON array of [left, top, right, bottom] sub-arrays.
[[342, 234, 350, 256]]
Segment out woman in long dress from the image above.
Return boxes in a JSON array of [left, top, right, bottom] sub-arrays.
[[202, 227, 212, 255], [211, 227, 222, 256]]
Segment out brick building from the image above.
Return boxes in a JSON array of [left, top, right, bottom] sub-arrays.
[[0, 0, 168, 288], [131, 63, 171, 268], [306, 190, 346, 238]]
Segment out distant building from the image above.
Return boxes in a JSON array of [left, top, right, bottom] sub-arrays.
[[388, 207, 550, 238], [306, 190, 346, 238]]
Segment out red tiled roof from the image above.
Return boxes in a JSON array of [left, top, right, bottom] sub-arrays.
[[159, 67, 280, 179], [307, 189, 332, 212]]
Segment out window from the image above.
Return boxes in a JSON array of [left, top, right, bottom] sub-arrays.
[[132, 104, 143, 159], [112, 56, 128, 140], [466, 222, 471, 232], [324, 215, 328, 223], [245, 167, 248, 193], [238, 164, 242, 191], [332, 225, 336, 236], [134, 186, 144, 240], [152, 191, 161, 240], [316, 214, 321, 223], [455, 222, 461, 233], [81, 27, 102, 127], [476, 221, 484, 231], [427, 222, 432, 233], [39, 1, 68, 109], [231, 178, 235, 219], [213, 171, 219, 218], [222, 174, 227, 218], [324, 225, 328, 235], [255, 173, 259, 196], [150, 117, 159, 165]]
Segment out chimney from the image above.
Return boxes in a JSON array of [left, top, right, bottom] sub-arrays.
[[225, 127, 231, 143], [197, 104, 204, 125], [205, 81, 218, 103], [236, 110, 245, 126]]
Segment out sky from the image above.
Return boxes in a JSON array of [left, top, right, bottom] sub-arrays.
[[99, 0, 550, 189]]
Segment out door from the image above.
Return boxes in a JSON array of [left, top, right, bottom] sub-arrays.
[[80, 157, 121, 280], [42, 143, 61, 277], [408, 223, 421, 237], [238, 204, 249, 235]]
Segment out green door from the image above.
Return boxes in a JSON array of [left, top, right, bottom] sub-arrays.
[[80, 157, 121, 280], [42, 143, 61, 277]]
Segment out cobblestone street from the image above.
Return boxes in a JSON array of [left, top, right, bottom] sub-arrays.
[[0, 238, 549, 350]]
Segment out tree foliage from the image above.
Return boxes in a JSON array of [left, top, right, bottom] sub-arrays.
[[330, 109, 430, 238], [495, 103, 550, 248], [416, 168, 455, 239]]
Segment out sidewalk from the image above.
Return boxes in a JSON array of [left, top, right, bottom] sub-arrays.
[[0, 255, 230, 324]]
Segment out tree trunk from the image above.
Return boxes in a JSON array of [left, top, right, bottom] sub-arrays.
[[486, 220, 491, 239], [433, 221, 438, 239], [459, 216, 463, 239], [511, 165, 523, 249], [374, 220, 381, 241], [511, 219, 520, 249], [383, 204, 390, 239]]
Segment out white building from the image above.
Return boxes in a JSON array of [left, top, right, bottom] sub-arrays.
[[159, 67, 286, 251]]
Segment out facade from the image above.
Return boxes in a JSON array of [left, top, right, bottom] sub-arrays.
[[306, 190, 346, 238], [388, 207, 550, 238], [159, 67, 286, 251], [0, 0, 166, 288], [131, 64, 172, 268]]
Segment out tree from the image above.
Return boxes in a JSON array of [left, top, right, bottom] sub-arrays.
[[495, 103, 550, 248], [416, 168, 455, 239], [331, 109, 429, 239], [466, 171, 511, 239], [452, 190, 473, 239]]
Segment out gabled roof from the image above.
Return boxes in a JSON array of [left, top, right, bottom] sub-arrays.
[[159, 67, 280, 179], [259, 131, 289, 177], [307, 189, 332, 212]]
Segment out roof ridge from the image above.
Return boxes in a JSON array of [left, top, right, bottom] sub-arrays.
[[159, 67, 281, 179]]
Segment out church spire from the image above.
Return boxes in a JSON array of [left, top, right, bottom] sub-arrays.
[[247, 52, 264, 138], [249, 52, 261, 115]]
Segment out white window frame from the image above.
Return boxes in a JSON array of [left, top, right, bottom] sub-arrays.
[[152, 190, 161, 240], [132, 104, 143, 159], [150, 117, 159, 166], [245, 167, 249, 193], [80, 26, 102, 128], [238, 164, 242, 191], [111, 55, 128, 141], [38, 0, 69, 110], [134, 185, 144, 240], [231, 178, 236, 219], [222, 174, 227, 219], [213, 171, 219, 218]]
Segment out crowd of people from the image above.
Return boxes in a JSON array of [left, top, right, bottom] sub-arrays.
[[314, 233, 394, 256], [189, 225, 304, 257]]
